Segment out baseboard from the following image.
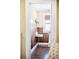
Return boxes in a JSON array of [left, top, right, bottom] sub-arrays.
[[31, 42, 49, 54], [31, 43, 38, 54]]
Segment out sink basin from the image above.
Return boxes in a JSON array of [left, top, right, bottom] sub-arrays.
[[35, 31, 43, 37], [36, 34, 43, 37]]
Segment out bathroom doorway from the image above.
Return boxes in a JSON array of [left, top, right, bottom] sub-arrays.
[[20, 0, 59, 59], [30, 1, 51, 58]]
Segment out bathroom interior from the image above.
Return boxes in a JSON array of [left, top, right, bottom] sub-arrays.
[[20, 0, 59, 59], [30, 0, 52, 59]]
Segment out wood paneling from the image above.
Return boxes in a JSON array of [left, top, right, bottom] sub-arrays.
[[35, 33, 49, 43], [43, 33, 49, 43], [56, 0, 59, 43]]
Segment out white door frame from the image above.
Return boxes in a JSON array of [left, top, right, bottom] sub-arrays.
[[25, 0, 57, 59]]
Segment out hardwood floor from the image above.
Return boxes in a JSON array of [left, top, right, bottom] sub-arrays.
[[31, 45, 50, 59]]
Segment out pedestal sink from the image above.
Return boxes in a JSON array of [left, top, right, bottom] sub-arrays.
[[35, 32, 43, 42]]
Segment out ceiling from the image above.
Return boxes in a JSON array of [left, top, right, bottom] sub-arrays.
[[31, 4, 50, 12], [30, 0, 52, 12], [29, 0, 55, 12], [30, 0, 51, 4]]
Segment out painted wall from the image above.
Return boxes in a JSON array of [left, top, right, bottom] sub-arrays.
[[36, 11, 43, 27], [31, 9, 37, 36], [31, 10, 50, 32], [36, 11, 50, 29], [25, 0, 32, 59], [50, 0, 56, 46], [20, 0, 26, 58]]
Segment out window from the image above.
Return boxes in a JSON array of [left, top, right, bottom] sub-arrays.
[[45, 23, 50, 32], [43, 20, 51, 33]]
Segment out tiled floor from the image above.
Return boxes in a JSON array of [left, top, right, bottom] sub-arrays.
[[31, 45, 50, 59]]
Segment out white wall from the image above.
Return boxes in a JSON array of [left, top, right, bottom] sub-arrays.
[[36, 11, 43, 27], [36, 11, 50, 29], [50, 0, 56, 46], [25, 0, 31, 59], [31, 9, 37, 36]]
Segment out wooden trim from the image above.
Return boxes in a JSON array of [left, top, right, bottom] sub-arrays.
[[20, 0, 26, 58], [31, 43, 38, 54], [56, 0, 59, 43]]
